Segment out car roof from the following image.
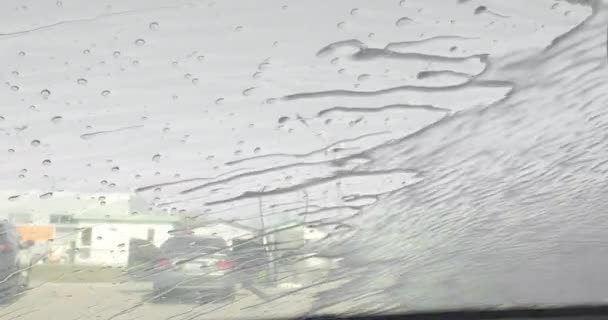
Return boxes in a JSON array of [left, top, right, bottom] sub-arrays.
[[162, 235, 227, 245], [168, 235, 225, 240]]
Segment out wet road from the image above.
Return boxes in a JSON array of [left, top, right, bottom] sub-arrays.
[[0, 282, 317, 320]]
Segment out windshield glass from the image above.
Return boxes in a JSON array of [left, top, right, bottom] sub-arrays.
[[1, 0, 607, 318]]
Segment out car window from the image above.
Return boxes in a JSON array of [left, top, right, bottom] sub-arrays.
[[0, 0, 607, 319]]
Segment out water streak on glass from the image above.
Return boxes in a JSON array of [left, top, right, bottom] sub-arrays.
[[0, 0, 607, 319]]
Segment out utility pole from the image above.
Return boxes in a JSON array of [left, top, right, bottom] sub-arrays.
[[258, 187, 267, 238], [258, 186, 275, 284]]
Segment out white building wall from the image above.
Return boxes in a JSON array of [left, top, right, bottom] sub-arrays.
[[75, 222, 174, 266]]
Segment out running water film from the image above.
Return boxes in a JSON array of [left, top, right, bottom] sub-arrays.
[[0, 0, 608, 319]]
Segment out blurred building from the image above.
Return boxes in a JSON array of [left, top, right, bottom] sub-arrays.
[[74, 214, 178, 266], [0, 191, 178, 266]]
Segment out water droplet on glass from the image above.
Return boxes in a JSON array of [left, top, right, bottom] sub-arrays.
[[40, 89, 51, 99], [191, 78, 199, 85], [40, 192, 53, 199], [278, 116, 290, 124], [474, 6, 487, 14], [215, 98, 224, 105], [42, 159, 52, 166], [197, 55, 205, 62], [100, 180, 108, 185], [113, 51, 121, 58], [242, 87, 256, 96], [101, 90, 111, 97], [337, 21, 346, 29], [258, 62, 270, 71], [18, 51, 26, 57], [83, 49, 91, 55], [149, 22, 159, 30], [357, 74, 370, 81], [396, 17, 413, 27], [51, 116, 63, 123], [254, 147, 261, 154], [7, 149, 15, 153], [11, 71, 19, 76], [10, 85, 19, 91], [134, 38, 146, 46], [111, 166, 119, 172], [109, 183, 116, 188], [235, 26, 243, 31], [350, 8, 359, 15], [56, 1, 63, 7], [31, 140, 41, 147], [184, 73, 192, 80], [152, 154, 161, 162], [77, 78, 88, 85], [399, 0, 407, 6], [8, 195, 19, 202]]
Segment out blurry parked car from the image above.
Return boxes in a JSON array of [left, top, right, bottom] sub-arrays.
[[151, 235, 236, 302], [0, 222, 32, 303], [127, 238, 162, 281]]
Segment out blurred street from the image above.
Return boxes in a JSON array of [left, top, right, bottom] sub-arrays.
[[0, 281, 319, 320]]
